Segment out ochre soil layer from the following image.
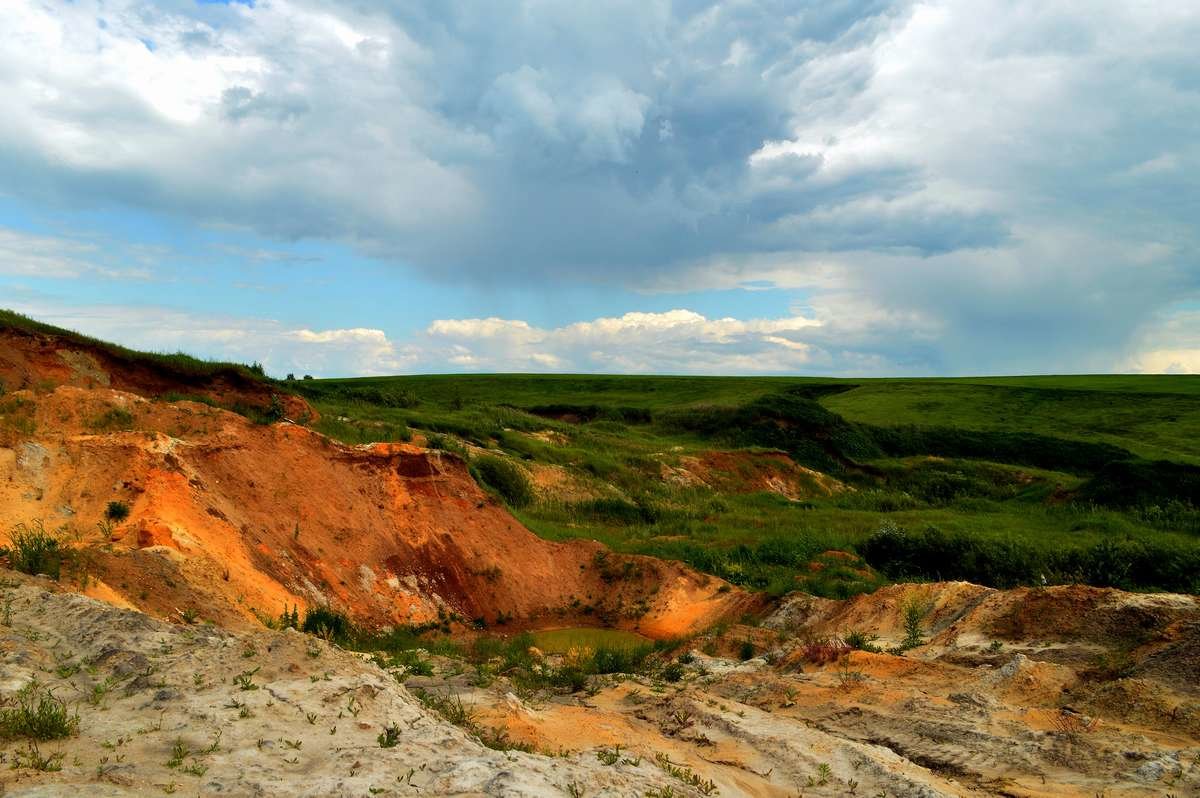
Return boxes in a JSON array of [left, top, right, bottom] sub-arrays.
[[0, 385, 746, 636]]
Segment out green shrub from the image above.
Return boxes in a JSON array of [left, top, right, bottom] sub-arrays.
[[660, 662, 685, 682], [1, 521, 66, 579], [104, 501, 130, 522], [302, 607, 351, 639], [470, 456, 533, 508], [0, 682, 79, 741]]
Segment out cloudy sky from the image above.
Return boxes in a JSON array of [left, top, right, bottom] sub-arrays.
[[2, 0, 1197, 376]]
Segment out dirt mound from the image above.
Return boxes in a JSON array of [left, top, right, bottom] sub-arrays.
[[0, 319, 312, 421], [661, 449, 846, 499], [0, 385, 744, 637]]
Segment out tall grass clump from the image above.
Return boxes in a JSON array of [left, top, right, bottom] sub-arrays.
[[470, 455, 533, 508], [1, 521, 66, 580]]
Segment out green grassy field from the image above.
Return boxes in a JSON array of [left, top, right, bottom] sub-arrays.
[[824, 379, 1200, 464], [302, 373, 1200, 462], [296, 372, 1200, 598]]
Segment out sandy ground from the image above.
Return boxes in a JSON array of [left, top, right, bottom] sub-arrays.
[[6, 575, 1199, 796]]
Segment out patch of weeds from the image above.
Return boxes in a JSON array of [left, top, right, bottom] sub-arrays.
[[0, 681, 80, 740], [836, 662, 867, 691], [166, 739, 190, 769], [233, 667, 260, 690], [478, 725, 534, 753], [11, 741, 64, 771], [54, 661, 81, 679], [377, 724, 401, 748], [413, 688, 472, 727], [88, 407, 135, 432], [88, 677, 117, 707], [655, 752, 719, 795], [844, 630, 881, 653], [596, 744, 622, 765], [807, 762, 833, 787]]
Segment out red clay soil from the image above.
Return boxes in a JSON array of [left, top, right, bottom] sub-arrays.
[[0, 327, 312, 421], [0, 386, 746, 638]]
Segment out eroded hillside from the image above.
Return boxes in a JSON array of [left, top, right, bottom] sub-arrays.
[[0, 384, 743, 637]]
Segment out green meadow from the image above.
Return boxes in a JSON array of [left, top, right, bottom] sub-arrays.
[[295, 373, 1200, 598]]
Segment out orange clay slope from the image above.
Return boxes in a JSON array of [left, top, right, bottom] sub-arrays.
[[0, 384, 747, 637]]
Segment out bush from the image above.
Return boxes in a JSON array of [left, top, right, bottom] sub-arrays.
[[661, 662, 685, 682], [302, 607, 351, 639], [1, 521, 66, 579], [104, 501, 130, 522], [470, 456, 533, 508]]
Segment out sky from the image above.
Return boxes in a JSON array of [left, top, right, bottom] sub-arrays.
[[1, 0, 1198, 377]]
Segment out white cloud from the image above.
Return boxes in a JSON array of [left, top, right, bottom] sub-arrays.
[[0, 0, 1197, 374], [1125, 310, 1200, 375], [0, 227, 152, 280], [419, 308, 834, 374]]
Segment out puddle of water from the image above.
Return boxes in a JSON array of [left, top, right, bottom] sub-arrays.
[[529, 627, 651, 654]]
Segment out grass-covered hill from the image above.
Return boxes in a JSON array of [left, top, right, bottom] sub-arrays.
[[4, 307, 1196, 600], [296, 372, 1200, 598]]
